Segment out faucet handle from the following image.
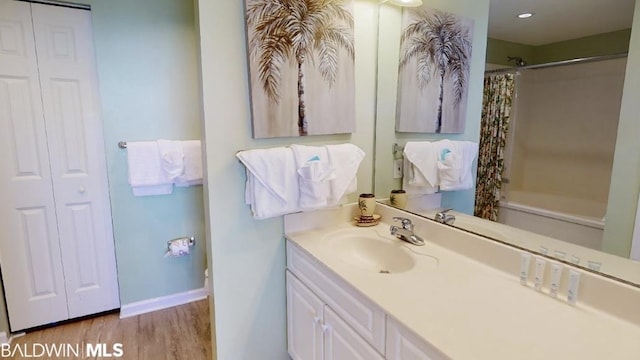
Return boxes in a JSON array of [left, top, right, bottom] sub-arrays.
[[392, 217, 413, 230], [435, 208, 455, 224]]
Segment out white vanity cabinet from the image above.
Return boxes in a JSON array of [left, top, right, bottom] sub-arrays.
[[286, 241, 445, 360], [287, 242, 387, 359], [286, 242, 447, 360], [287, 272, 384, 360]]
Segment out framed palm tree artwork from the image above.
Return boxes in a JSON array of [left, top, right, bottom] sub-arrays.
[[245, 0, 356, 138], [396, 7, 474, 134]]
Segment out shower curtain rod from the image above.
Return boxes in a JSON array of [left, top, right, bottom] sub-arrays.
[[17, 0, 90, 10], [484, 52, 628, 75]]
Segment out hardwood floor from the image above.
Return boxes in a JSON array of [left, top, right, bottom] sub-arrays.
[[8, 300, 212, 360]]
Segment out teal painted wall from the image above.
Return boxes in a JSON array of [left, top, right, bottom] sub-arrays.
[[374, 1, 491, 215], [196, 0, 378, 358], [534, 29, 631, 64], [79, 0, 206, 305], [487, 29, 631, 66], [486, 38, 534, 66]]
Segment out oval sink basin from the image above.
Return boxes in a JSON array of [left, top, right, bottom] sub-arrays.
[[325, 230, 416, 274]]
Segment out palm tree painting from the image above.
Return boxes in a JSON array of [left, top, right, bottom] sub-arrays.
[[246, 0, 356, 138], [396, 8, 473, 133]]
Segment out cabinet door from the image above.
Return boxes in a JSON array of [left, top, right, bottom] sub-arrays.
[[31, 3, 120, 318], [386, 318, 448, 360], [287, 271, 324, 360], [324, 306, 384, 360], [0, 0, 69, 331]]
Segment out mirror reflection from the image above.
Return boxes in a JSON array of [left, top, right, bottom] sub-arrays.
[[374, 0, 640, 285]]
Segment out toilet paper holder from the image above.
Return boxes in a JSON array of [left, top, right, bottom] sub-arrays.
[[164, 236, 196, 258], [168, 236, 196, 248]]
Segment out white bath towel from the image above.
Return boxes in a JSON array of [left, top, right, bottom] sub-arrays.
[[291, 145, 336, 210], [175, 140, 203, 187], [236, 147, 300, 219], [325, 144, 365, 205], [438, 140, 478, 191], [126, 141, 173, 196], [403, 141, 440, 194], [157, 139, 185, 182]]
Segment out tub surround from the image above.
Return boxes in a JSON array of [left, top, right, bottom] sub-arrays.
[[497, 189, 605, 251], [284, 204, 640, 359]]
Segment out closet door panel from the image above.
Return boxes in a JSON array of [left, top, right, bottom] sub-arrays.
[[0, 0, 69, 331], [32, 3, 120, 318]]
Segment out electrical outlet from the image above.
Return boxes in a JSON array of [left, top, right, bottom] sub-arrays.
[[393, 158, 403, 179]]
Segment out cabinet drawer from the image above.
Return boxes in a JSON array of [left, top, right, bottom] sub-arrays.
[[386, 317, 449, 360], [287, 242, 386, 354]]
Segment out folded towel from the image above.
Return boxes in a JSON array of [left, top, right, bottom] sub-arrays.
[[402, 156, 438, 195], [175, 140, 203, 187], [236, 147, 300, 219], [325, 144, 365, 205], [403, 141, 440, 188], [126, 141, 173, 196], [291, 145, 336, 210], [402, 140, 477, 193], [157, 139, 185, 181], [459, 141, 479, 189], [438, 140, 478, 191], [402, 141, 439, 195]]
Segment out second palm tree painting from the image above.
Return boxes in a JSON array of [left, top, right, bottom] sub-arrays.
[[245, 0, 355, 138], [397, 7, 473, 134]]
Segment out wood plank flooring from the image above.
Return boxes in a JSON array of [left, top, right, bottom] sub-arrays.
[[8, 300, 212, 360]]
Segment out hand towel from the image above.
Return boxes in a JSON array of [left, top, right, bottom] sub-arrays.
[[435, 139, 462, 190], [402, 156, 438, 195], [157, 139, 185, 182], [175, 140, 203, 187], [126, 141, 173, 196], [403, 141, 440, 188], [325, 144, 365, 205], [236, 147, 300, 219], [291, 145, 336, 210]]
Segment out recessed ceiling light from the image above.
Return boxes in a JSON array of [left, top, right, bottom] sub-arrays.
[[517, 12, 534, 19]]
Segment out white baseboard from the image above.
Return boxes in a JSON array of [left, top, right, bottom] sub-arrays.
[[0, 332, 8, 345], [119, 287, 208, 319]]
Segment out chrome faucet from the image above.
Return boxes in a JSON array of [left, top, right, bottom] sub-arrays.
[[390, 217, 425, 246], [435, 208, 455, 225]]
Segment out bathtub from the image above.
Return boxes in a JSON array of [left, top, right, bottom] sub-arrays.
[[497, 190, 605, 250]]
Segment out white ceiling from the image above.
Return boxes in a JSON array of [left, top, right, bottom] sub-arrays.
[[488, 0, 636, 46]]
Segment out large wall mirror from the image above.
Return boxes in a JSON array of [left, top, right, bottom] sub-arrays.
[[373, 0, 640, 286]]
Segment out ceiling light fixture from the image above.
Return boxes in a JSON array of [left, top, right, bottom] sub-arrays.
[[381, 0, 423, 8], [517, 12, 534, 19]]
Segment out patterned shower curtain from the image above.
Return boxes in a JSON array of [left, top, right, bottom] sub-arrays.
[[474, 73, 515, 221]]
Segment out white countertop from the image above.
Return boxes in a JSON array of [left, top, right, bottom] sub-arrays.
[[286, 221, 640, 360], [418, 209, 640, 286]]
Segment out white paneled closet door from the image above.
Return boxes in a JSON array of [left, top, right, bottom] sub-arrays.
[[31, 2, 120, 322], [0, 0, 120, 331], [0, 0, 69, 331]]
